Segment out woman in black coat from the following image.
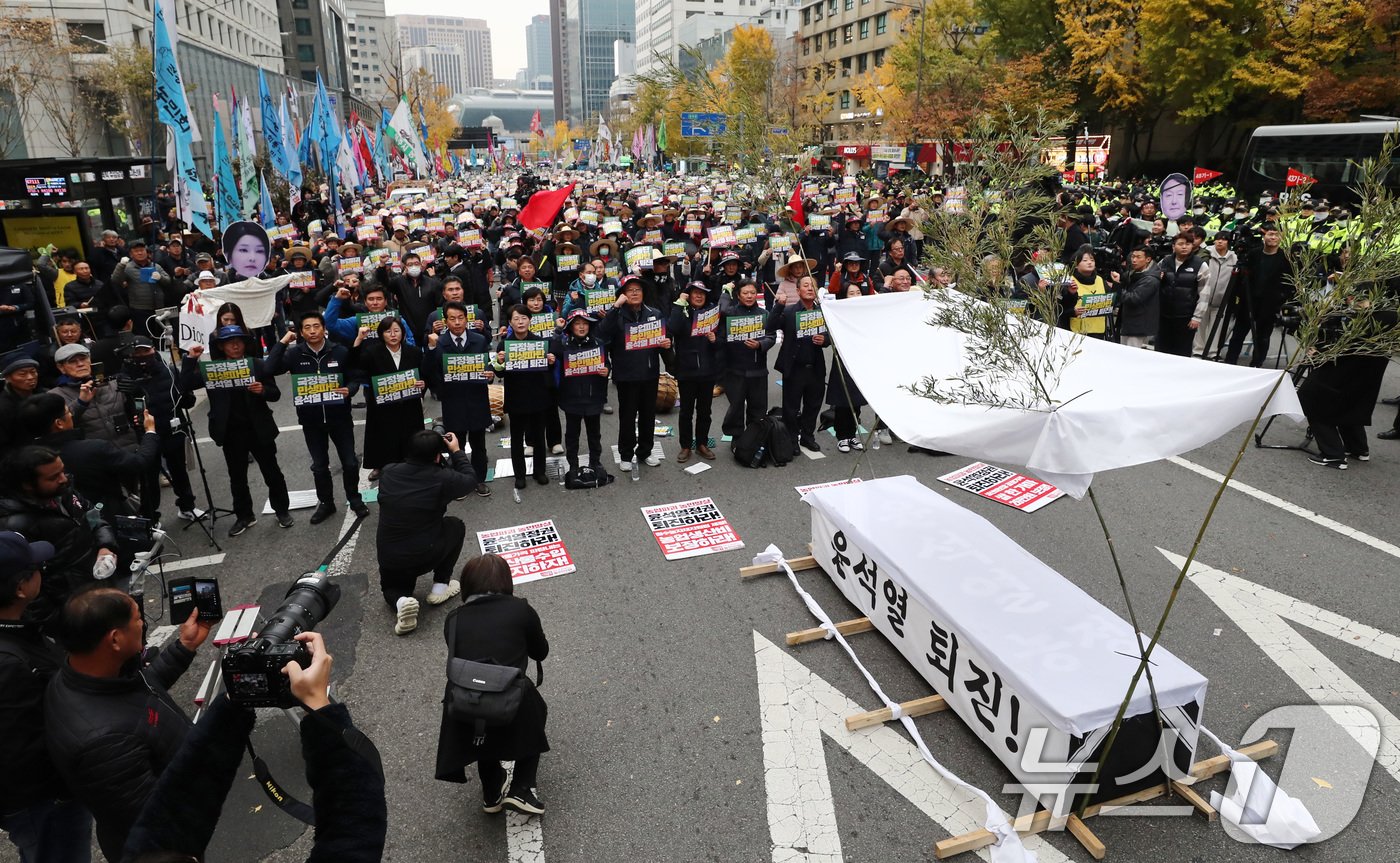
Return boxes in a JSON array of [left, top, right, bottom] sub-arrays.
[[494, 304, 556, 489], [352, 316, 425, 478], [668, 281, 723, 463], [435, 554, 550, 815], [551, 310, 609, 472]]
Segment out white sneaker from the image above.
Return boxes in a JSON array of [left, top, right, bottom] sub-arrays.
[[178, 507, 206, 521], [878, 428, 893, 446], [618, 460, 632, 472], [394, 597, 420, 635], [836, 438, 851, 453], [550, 444, 564, 455], [427, 579, 461, 606], [644, 454, 661, 467]]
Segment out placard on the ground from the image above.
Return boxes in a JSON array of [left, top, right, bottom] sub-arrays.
[[477, 519, 576, 584]]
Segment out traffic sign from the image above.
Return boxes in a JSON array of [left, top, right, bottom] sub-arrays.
[[769, 127, 789, 136], [681, 112, 728, 138]]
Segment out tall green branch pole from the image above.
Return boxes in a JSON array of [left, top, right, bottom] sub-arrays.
[[1078, 361, 1296, 816]]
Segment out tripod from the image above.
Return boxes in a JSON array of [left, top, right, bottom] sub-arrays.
[[1254, 364, 1317, 454], [178, 405, 235, 550], [1205, 268, 1251, 362]]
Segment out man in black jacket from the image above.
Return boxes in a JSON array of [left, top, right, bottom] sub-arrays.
[[390, 251, 443, 344], [19, 392, 161, 516], [375, 429, 475, 635], [269, 312, 370, 526], [122, 632, 387, 863], [0, 446, 119, 628], [0, 532, 93, 863], [599, 275, 671, 473], [44, 585, 211, 861], [116, 338, 202, 521], [1155, 233, 1202, 357]]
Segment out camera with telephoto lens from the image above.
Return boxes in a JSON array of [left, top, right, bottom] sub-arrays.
[[222, 572, 340, 708]]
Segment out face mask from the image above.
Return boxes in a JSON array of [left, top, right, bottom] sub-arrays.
[[582, 273, 597, 285], [1260, 197, 1271, 205], [1193, 207, 1205, 215], [1221, 209, 1233, 217], [1313, 213, 1328, 222], [406, 265, 422, 277]]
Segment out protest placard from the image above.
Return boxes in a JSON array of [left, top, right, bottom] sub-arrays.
[[477, 519, 576, 585], [735, 226, 756, 244], [337, 256, 362, 276], [643, 229, 663, 245], [460, 228, 483, 249], [602, 219, 624, 236], [684, 219, 703, 236], [1078, 292, 1114, 317], [725, 312, 765, 343], [769, 235, 791, 253], [504, 339, 549, 371], [624, 245, 654, 271], [357, 311, 394, 337], [578, 210, 600, 226], [641, 497, 744, 561], [708, 225, 736, 248], [365, 248, 394, 270], [936, 462, 1065, 512], [289, 271, 316, 291], [624, 318, 667, 351], [556, 253, 580, 271], [371, 369, 422, 404], [563, 344, 608, 377], [291, 373, 344, 407], [690, 305, 720, 336], [528, 312, 557, 337], [442, 352, 491, 382], [663, 241, 687, 258], [410, 244, 435, 263], [585, 288, 613, 315], [355, 225, 377, 242], [809, 214, 832, 230], [796, 308, 827, 338], [200, 357, 254, 390]]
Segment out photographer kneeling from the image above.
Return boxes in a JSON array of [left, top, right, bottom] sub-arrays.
[[122, 632, 388, 863], [376, 429, 476, 635], [435, 553, 550, 816]]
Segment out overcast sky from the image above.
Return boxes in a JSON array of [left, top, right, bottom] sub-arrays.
[[383, 0, 552, 81]]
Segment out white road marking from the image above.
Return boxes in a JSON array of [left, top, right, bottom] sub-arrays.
[[754, 631, 1071, 863], [155, 553, 226, 573], [1162, 549, 1399, 785], [1167, 456, 1400, 560], [505, 812, 545, 862], [324, 471, 369, 577]]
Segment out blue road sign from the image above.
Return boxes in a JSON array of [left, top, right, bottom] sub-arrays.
[[681, 112, 728, 138], [769, 127, 789, 136]]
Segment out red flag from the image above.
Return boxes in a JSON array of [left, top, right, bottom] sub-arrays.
[[517, 183, 576, 231], [1192, 167, 1223, 185], [787, 185, 805, 228], [1285, 167, 1317, 188], [530, 110, 544, 137]]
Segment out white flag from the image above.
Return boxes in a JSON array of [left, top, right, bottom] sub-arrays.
[[386, 96, 427, 179]]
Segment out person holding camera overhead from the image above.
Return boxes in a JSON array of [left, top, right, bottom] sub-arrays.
[[376, 429, 477, 636], [179, 326, 293, 536], [44, 585, 212, 862], [435, 553, 550, 817]]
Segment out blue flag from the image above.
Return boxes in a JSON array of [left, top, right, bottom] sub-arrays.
[[152, 3, 209, 236], [259, 172, 275, 229], [259, 71, 289, 180], [211, 98, 239, 230]]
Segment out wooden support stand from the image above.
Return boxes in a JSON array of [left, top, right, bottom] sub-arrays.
[[933, 740, 1277, 859], [785, 616, 873, 646], [740, 554, 818, 580], [845, 694, 949, 731]]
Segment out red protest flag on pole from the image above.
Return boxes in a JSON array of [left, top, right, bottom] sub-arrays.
[[530, 110, 544, 137], [517, 183, 577, 231], [1193, 167, 1223, 184], [1285, 167, 1317, 188], [787, 185, 805, 228]]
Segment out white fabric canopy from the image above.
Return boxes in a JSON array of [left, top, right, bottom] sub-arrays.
[[822, 291, 1304, 497]]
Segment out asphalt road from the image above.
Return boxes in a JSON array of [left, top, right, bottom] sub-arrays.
[[9, 353, 1399, 863]]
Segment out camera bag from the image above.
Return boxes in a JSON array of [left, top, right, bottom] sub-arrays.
[[443, 599, 540, 745]]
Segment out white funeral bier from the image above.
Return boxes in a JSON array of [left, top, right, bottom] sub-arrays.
[[804, 475, 1207, 816]]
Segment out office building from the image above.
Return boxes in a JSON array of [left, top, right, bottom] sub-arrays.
[[403, 45, 472, 96], [525, 14, 554, 88], [394, 14, 492, 89], [797, 0, 900, 141], [278, 0, 351, 96], [560, 0, 634, 126], [549, 0, 568, 122], [635, 0, 799, 75], [347, 0, 390, 105]]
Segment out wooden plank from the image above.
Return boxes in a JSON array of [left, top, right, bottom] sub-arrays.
[[934, 740, 1278, 859], [1066, 815, 1106, 860], [786, 617, 873, 646], [1170, 780, 1218, 822], [739, 554, 819, 580], [845, 694, 949, 732]]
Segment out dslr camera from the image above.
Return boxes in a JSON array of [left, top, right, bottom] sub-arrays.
[[222, 572, 340, 708]]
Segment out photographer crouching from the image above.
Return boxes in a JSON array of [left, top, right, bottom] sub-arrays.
[[376, 429, 477, 635]]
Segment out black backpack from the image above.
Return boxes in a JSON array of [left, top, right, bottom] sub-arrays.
[[765, 409, 795, 466], [564, 465, 614, 489], [732, 410, 793, 468]]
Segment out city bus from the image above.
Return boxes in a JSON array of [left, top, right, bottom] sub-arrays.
[[1238, 120, 1400, 202]]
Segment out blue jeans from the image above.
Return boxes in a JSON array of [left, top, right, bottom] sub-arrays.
[[1, 798, 92, 863]]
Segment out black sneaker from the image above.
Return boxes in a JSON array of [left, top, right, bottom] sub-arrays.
[[351, 500, 371, 519], [504, 787, 544, 815], [309, 502, 336, 525], [533, 473, 549, 485], [1308, 455, 1347, 470], [276, 511, 295, 528], [482, 773, 510, 814], [1346, 451, 1370, 462], [476, 483, 492, 497], [229, 517, 256, 537], [514, 477, 527, 490]]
